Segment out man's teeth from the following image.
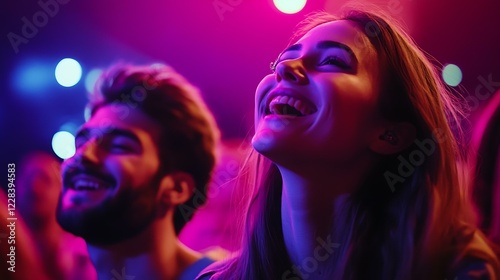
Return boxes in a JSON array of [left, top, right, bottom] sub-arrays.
[[73, 179, 103, 190], [269, 95, 314, 116]]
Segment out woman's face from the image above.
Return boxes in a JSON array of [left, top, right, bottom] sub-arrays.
[[253, 20, 386, 166]]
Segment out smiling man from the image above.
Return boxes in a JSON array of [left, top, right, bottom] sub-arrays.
[[56, 63, 220, 280]]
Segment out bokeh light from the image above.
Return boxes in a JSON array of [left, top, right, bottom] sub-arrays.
[[84, 104, 92, 122], [442, 64, 463, 87], [13, 61, 52, 96], [52, 131, 75, 159], [85, 68, 102, 93], [273, 0, 307, 14], [55, 58, 82, 87], [59, 122, 79, 135]]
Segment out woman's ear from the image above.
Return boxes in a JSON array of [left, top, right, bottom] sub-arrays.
[[157, 172, 195, 208], [369, 121, 416, 155]]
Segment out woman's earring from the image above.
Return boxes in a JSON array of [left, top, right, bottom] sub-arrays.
[[379, 130, 399, 145]]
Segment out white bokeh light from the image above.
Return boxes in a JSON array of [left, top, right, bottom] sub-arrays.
[[55, 58, 82, 87], [85, 68, 102, 93], [273, 0, 307, 14], [84, 104, 92, 122], [52, 131, 76, 159]]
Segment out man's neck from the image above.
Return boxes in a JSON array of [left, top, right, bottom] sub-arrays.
[[87, 221, 201, 280]]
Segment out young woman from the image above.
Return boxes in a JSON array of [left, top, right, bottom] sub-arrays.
[[198, 8, 500, 280]]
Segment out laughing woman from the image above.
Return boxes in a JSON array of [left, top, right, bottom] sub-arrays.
[[198, 8, 500, 280]]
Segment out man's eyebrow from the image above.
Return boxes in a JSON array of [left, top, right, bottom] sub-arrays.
[[75, 127, 141, 143], [75, 127, 90, 140], [106, 128, 141, 143]]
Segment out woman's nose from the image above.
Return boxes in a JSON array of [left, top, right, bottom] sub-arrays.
[[275, 59, 308, 85]]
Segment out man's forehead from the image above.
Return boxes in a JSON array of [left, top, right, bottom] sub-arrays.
[[80, 104, 162, 143]]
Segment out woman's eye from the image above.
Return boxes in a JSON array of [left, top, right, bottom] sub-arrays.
[[319, 56, 350, 69], [270, 52, 297, 72]]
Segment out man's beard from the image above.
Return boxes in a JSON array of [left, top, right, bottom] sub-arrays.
[[56, 174, 162, 246]]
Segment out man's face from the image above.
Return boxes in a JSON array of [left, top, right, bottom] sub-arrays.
[[57, 104, 164, 245]]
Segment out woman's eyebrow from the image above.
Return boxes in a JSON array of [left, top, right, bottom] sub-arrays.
[[284, 44, 302, 52], [279, 41, 357, 62], [316, 40, 358, 63], [279, 44, 302, 57]]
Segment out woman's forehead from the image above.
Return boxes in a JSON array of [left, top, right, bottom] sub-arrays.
[[296, 20, 366, 48], [293, 20, 378, 70]]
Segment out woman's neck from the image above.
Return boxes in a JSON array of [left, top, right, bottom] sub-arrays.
[[278, 160, 372, 279]]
